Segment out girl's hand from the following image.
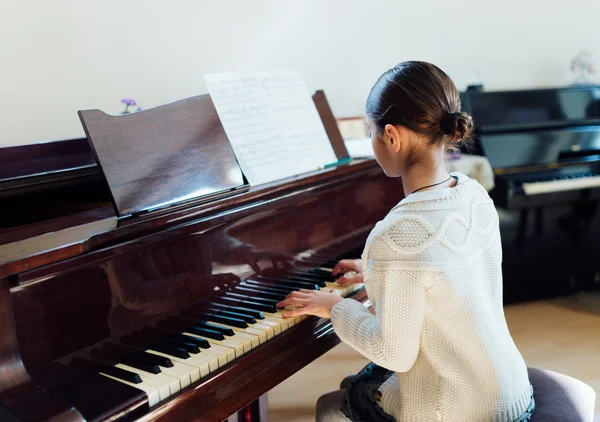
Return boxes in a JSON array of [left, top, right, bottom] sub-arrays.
[[332, 259, 364, 286], [277, 289, 344, 319]]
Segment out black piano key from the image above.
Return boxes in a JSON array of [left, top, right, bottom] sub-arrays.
[[280, 280, 320, 290], [308, 268, 332, 277], [288, 276, 327, 287], [187, 326, 225, 341], [216, 296, 276, 313], [208, 308, 257, 324], [116, 357, 160, 374], [226, 292, 279, 305], [101, 366, 143, 384], [280, 270, 330, 280], [321, 259, 339, 267], [195, 321, 235, 336], [151, 343, 190, 359], [90, 345, 161, 374], [255, 277, 321, 290], [244, 281, 298, 294], [257, 275, 314, 286], [163, 339, 200, 354], [171, 334, 211, 349], [186, 309, 248, 329], [264, 286, 298, 296], [208, 313, 248, 328], [236, 286, 286, 301], [70, 356, 143, 384], [132, 351, 173, 368], [239, 300, 277, 313], [210, 302, 265, 319], [260, 274, 321, 284]]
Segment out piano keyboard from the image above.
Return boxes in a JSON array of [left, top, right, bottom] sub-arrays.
[[71, 253, 364, 408], [522, 173, 600, 195]]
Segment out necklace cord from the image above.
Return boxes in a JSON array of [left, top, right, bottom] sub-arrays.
[[412, 175, 456, 194]]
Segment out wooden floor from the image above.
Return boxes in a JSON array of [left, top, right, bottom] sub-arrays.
[[268, 299, 600, 422]]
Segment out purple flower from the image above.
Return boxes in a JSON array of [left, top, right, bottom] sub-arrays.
[[136, 106, 143, 112], [121, 98, 137, 106], [446, 151, 462, 161]]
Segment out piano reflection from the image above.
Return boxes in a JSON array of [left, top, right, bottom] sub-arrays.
[[0, 91, 403, 421]]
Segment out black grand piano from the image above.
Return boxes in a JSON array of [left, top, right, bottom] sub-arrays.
[[0, 92, 403, 421], [463, 85, 600, 303]]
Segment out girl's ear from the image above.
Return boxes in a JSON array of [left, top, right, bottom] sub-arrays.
[[384, 124, 403, 153]]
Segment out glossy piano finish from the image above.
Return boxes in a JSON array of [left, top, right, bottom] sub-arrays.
[[0, 88, 404, 421], [0, 276, 87, 422], [79, 94, 245, 217], [0, 137, 95, 183], [313, 90, 349, 161], [6, 162, 401, 421]]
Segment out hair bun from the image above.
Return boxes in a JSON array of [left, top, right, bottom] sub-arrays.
[[440, 111, 473, 144]]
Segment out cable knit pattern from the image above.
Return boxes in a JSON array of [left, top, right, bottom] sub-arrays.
[[330, 173, 531, 422]]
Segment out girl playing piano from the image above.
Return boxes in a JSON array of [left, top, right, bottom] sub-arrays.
[[276, 61, 534, 422]]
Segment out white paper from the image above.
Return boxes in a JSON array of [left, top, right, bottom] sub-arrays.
[[204, 71, 338, 185], [344, 138, 374, 158]]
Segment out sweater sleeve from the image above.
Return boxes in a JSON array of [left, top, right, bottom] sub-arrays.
[[330, 257, 427, 373]]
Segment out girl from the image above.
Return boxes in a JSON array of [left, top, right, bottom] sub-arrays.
[[276, 61, 534, 421]]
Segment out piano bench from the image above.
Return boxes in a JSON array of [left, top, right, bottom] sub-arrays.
[[528, 367, 596, 422], [340, 375, 355, 390], [335, 368, 596, 421]]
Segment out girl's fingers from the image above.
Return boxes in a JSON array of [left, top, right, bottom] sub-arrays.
[[332, 259, 354, 275], [336, 274, 363, 286], [277, 297, 309, 308], [282, 306, 312, 318], [284, 291, 311, 300], [298, 289, 313, 294]]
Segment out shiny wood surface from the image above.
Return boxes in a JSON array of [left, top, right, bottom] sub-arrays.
[[0, 159, 380, 279], [5, 165, 401, 421], [0, 137, 94, 182], [0, 277, 86, 422], [312, 90, 349, 161], [79, 94, 245, 217], [0, 90, 403, 421]]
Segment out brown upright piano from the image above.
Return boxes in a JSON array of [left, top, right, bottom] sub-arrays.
[[0, 92, 403, 421]]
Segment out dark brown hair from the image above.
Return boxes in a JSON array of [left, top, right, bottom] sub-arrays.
[[366, 61, 473, 150]]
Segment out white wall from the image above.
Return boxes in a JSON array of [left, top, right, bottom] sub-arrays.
[[1, 0, 599, 147]]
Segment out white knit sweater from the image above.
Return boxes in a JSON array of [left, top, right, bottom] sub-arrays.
[[331, 173, 531, 422]]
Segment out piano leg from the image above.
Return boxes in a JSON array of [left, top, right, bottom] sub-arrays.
[[517, 209, 529, 248], [225, 394, 269, 422], [535, 207, 544, 237]]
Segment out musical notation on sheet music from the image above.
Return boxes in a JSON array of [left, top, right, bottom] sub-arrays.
[[205, 71, 337, 185]]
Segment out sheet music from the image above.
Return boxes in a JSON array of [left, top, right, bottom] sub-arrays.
[[204, 71, 338, 185], [345, 138, 374, 158]]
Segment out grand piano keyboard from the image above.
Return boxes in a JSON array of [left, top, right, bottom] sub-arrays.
[[67, 251, 365, 408], [522, 172, 600, 195]]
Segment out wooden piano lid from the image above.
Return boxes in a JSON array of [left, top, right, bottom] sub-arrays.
[[78, 94, 245, 217]]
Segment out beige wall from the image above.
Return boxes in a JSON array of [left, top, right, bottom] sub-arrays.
[[1, 0, 599, 147]]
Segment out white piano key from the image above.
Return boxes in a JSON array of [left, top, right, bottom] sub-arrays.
[[248, 322, 275, 341], [209, 321, 264, 346], [251, 319, 279, 338], [208, 336, 245, 357], [152, 359, 193, 388], [522, 175, 600, 195], [146, 350, 206, 382], [262, 314, 287, 332], [183, 332, 237, 363], [218, 330, 256, 352], [265, 310, 296, 327]]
